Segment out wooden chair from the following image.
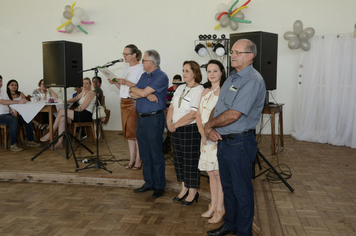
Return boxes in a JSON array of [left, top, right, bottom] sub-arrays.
[[0, 123, 22, 149], [71, 122, 97, 144], [0, 124, 9, 149]]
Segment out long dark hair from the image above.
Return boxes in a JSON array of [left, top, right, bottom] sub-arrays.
[[7, 79, 20, 100], [204, 59, 227, 88]]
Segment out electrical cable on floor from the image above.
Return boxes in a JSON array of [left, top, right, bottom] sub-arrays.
[[257, 91, 292, 184]]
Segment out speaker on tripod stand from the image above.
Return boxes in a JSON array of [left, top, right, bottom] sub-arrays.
[[32, 41, 93, 166]]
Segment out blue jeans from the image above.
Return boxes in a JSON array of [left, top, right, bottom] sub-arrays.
[[217, 132, 257, 236], [0, 113, 35, 145], [136, 112, 166, 190]]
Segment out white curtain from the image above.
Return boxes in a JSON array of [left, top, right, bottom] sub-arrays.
[[292, 33, 356, 148]]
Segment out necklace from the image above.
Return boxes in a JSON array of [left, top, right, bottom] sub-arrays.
[[178, 83, 197, 108]]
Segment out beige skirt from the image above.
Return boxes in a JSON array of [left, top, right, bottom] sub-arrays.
[[121, 98, 138, 139]]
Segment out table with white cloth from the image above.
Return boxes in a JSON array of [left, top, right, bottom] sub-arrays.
[[9, 102, 66, 144]]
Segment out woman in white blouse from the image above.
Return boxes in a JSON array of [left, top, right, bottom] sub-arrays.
[[167, 61, 204, 205], [108, 44, 144, 170]]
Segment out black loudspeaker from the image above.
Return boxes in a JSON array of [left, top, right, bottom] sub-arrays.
[[229, 31, 278, 90], [43, 41, 83, 87]]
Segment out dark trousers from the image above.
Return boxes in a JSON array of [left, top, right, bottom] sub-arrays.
[[171, 123, 200, 188], [136, 112, 166, 190], [217, 132, 257, 236], [0, 113, 35, 145]]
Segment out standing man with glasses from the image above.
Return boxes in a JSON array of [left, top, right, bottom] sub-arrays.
[[129, 50, 168, 199], [204, 39, 266, 236]]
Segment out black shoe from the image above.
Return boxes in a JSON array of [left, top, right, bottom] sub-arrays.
[[134, 185, 154, 193], [152, 189, 164, 198], [181, 192, 199, 206], [173, 190, 189, 202], [207, 225, 237, 236]]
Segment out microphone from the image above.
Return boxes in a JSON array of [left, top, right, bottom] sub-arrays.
[[109, 58, 124, 64]]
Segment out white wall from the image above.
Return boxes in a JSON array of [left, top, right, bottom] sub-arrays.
[[1, 0, 355, 133]]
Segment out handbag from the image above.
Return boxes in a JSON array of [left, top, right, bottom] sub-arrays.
[[92, 100, 106, 120]]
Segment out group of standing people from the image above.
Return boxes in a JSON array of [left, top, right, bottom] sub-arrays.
[[108, 39, 266, 236], [0, 38, 266, 235]]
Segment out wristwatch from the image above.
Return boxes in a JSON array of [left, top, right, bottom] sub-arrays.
[[129, 86, 134, 93]]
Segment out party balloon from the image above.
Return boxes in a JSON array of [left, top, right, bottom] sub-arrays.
[[299, 31, 309, 41], [232, 11, 244, 20], [300, 41, 311, 51], [284, 20, 315, 51], [229, 20, 239, 31], [303, 27, 315, 38], [73, 7, 83, 17], [65, 23, 75, 33], [63, 10, 72, 19], [71, 16, 81, 26], [284, 31, 297, 40], [215, 12, 220, 21], [57, 3, 95, 34], [293, 20, 303, 35], [217, 3, 228, 13], [288, 37, 301, 50], [60, 17, 68, 25], [220, 15, 230, 28], [228, 0, 237, 9]]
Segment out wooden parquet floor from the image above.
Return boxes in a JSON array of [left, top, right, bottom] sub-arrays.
[[0, 131, 356, 236]]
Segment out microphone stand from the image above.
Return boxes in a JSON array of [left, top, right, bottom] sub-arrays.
[[75, 63, 117, 173]]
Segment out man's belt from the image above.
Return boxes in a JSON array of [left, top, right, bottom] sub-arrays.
[[220, 129, 255, 140], [138, 110, 163, 117]]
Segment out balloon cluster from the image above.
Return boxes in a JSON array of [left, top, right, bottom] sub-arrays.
[[214, 0, 252, 31], [284, 20, 315, 51], [57, 2, 95, 34]]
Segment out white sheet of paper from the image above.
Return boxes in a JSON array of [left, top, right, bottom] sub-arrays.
[[98, 67, 118, 80]]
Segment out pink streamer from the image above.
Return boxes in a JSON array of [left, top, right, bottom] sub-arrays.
[[58, 30, 66, 33]]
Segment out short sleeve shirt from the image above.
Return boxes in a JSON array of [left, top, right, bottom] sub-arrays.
[[214, 65, 266, 135], [172, 84, 204, 124], [135, 67, 169, 113]]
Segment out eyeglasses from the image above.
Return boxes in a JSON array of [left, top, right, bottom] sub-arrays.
[[229, 50, 251, 56], [142, 59, 152, 63], [122, 53, 133, 56]]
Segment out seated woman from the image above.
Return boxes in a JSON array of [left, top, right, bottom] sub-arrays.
[[5, 79, 40, 148], [40, 77, 95, 149], [32, 79, 59, 130], [33, 79, 58, 98]]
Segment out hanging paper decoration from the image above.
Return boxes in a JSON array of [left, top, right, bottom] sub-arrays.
[[57, 2, 95, 34]]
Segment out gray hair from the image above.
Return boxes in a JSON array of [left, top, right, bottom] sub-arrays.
[[235, 39, 257, 59], [145, 50, 160, 67]]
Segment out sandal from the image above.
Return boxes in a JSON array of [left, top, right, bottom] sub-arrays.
[[132, 166, 141, 170], [208, 209, 225, 224], [202, 203, 215, 218], [37, 124, 45, 130], [125, 163, 134, 170]]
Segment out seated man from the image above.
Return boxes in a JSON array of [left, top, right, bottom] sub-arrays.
[[0, 75, 41, 151], [92, 76, 104, 104], [166, 74, 182, 102]]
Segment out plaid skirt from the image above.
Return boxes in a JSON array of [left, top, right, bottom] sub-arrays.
[[171, 123, 201, 188]]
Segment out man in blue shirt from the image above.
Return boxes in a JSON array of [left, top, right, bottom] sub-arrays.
[[204, 39, 266, 236], [129, 50, 168, 199]]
